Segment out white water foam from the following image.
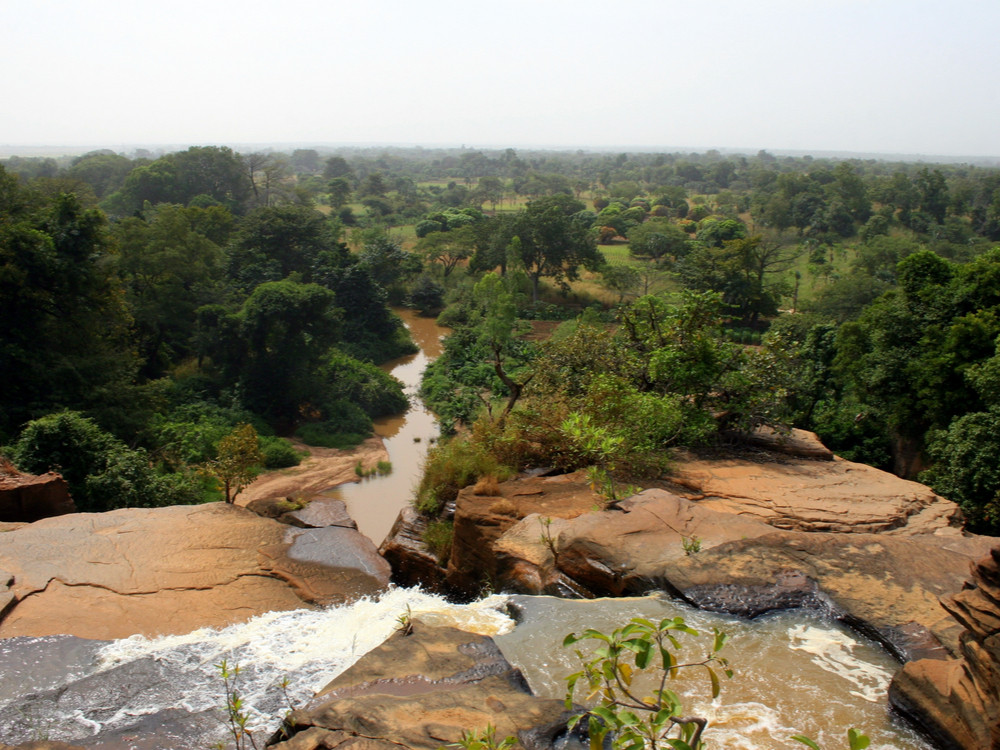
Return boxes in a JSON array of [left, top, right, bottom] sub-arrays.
[[786, 623, 894, 703], [89, 587, 513, 737]]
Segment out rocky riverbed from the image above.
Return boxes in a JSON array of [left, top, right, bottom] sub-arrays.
[[0, 430, 997, 750]]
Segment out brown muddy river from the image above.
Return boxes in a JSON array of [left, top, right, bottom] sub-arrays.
[[327, 308, 448, 545]]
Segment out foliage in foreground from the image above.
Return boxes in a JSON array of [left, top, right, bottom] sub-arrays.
[[450, 617, 868, 750]]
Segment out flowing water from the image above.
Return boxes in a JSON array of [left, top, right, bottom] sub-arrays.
[[0, 313, 935, 749], [0, 590, 931, 749], [327, 308, 448, 546]]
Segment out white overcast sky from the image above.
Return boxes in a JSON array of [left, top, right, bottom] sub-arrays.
[[3, 0, 999, 157]]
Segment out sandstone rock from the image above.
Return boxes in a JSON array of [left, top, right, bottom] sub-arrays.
[[480, 489, 992, 660], [247, 496, 359, 529], [445, 471, 600, 596], [665, 450, 963, 534], [284, 498, 358, 529], [741, 426, 834, 460], [662, 531, 994, 659], [0, 463, 75, 523], [273, 623, 571, 750], [0, 503, 390, 639], [890, 545, 1000, 750], [378, 506, 447, 591]]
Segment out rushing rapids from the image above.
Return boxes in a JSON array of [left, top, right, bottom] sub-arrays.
[[0, 589, 931, 749]]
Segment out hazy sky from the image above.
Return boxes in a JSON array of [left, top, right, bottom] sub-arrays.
[[3, 0, 999, 157]]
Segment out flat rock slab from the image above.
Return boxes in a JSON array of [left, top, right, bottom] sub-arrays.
[[666, 452, 963, 534], [275, 624, 570, 750], [0, 503, 389, 640]]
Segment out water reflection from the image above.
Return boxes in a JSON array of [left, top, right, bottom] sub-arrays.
[[328, 309, 448, 546]]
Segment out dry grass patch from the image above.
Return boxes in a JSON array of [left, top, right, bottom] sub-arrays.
[[488, 498, 519, 517], [473, 474, 502, 496]]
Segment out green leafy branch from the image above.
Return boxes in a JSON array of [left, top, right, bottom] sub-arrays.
[[562, 616, 731, 750]]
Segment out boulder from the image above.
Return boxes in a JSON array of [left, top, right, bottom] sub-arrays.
[[479, 489, 993, 659], [445, 471, 600, 596], [890, 545, 1000, 750], [0, 503, 389, 639], [741, 426, 835, 460], [247, 496, 359, 529], [273, 623, 571, 750], [665, 450, 963, 534], [0, 462, 75, 523], [378, 506, 448, 591]]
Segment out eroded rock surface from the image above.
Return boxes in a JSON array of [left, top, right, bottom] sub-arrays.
[[0, 503, 389, 639], [890, 545, 1000, 750], [487, 489, 993, 659], [274, 623, 571, 750], [665, 450, 964, 534], [444, 471, 600, 596]]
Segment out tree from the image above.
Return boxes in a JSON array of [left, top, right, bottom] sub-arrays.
[[9, 411, 197, 512], [323, 155, 353, 180], [106, 146, 250, 215], [227, 281, 343, 427], [226, 204, 342, 291], [416, 226, 475, 277], [511, 195, 604, 303], [327, 177, 352, 209], [0, 170, 138, 437], [627, 219, 691, 265], [601, 264, 642, 304], [113, 204, 225, 377], [678, 235, 796, 324], [205, 423, 264, 503]]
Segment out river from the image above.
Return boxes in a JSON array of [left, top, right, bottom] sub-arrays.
[[327, 308, 447, 546], [0, 311, 934, 749], [0, 590, 931, 749]]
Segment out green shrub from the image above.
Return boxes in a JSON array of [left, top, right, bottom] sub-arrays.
[[322, 350, 408, 418], [422, 519, 454, 564], [259, 436, 305, 469], [415, 436, 512, 516], [10, 411, 199, 512]]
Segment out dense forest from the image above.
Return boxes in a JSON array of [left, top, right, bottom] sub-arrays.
[[2, 144, 999, 533]]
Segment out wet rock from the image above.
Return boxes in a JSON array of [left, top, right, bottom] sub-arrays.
[[0, 503, 390, 639], [659, 531, 995, 659], [476, 489, 991, 660], [378, 506, 447, 592], [284, 499, 358, 530], [0, 462, 75, 523], [260, 525, 391, 604], [273, 623, 570, 750], [248, 496, 360, 530], [890, 545, 1000, 750]]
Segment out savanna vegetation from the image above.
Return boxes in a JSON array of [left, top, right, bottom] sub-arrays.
[[3, 144, 1000, 532]]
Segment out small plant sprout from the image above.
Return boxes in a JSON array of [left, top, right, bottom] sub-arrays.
[[396, 603, 414, 635], [792, 728, 870, 750], [538, 516, 558, 560], [448, 723, 518, 750], [216, 659, 258, 750], [681, 536, 702, 555]]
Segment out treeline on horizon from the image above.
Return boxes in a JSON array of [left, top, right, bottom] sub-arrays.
[[2, 144, 1000, 533]]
